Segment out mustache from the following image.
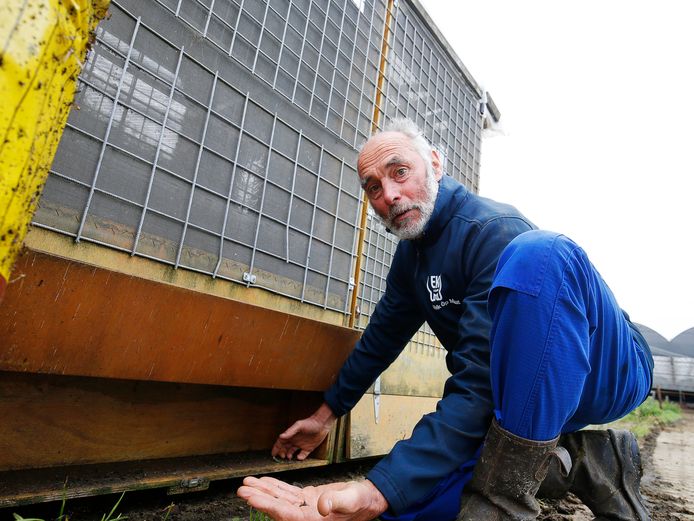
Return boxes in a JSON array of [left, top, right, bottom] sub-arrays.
[[387, 203, 420, 222]]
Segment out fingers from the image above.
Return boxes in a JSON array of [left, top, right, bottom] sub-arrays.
[[273, 421, 303, 459], [242, 476, 304, 504], [240, 490, 303, 521], [296, 449, 310, 461], [279, 421, 301, 439]]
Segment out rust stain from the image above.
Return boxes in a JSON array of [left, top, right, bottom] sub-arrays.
[[0, 249, 360, 391]]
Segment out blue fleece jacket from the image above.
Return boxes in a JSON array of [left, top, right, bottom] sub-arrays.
[[324, 175, 536, 514]]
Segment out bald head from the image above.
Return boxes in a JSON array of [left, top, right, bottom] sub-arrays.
[[356, 122, 442, 240]]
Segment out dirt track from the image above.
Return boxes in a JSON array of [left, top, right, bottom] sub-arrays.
[[539, 408, 694, 521], [5, 409, 694, 520], [642, 407, 694, 520]]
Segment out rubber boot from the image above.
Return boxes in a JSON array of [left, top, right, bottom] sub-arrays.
[[538, 429, 651, 520], [457, 419, 571, 520]]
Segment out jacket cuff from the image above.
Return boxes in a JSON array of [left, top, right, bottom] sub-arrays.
[[323, 387, 348, 417], [367, 465, 408, 515]]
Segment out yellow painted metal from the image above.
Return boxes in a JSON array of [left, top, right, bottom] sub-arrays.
[[23, 227, 347, 326], [0, 0, 109, 299], [348, 0, 396, 328], [349, 393, 439, 459]]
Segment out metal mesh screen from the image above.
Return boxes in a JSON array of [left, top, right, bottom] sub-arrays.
[[152, 0, 386, 148], [35, 0, 373, 312], [354, 1, 483, 354], [34, 0, 484, 328]]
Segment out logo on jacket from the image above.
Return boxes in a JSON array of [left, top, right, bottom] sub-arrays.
[[427, 275, 443, 302]]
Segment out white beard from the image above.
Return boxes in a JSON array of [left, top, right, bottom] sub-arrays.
[[377, 168, 439, 240]]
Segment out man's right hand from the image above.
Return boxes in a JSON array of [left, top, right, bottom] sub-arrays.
[[272, 402, 337, 460]]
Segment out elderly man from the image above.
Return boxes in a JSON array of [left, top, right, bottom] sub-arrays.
[[237, 119, 653, 521]]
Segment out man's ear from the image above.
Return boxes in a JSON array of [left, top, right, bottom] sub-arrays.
[[431, 149, 443, 180]]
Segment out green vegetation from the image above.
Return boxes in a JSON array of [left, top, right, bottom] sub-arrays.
[[12, 492, 127, 521], [606, 397, 682, 438]]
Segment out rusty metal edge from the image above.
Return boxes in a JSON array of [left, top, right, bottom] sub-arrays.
[[0, 456, 330, 508]]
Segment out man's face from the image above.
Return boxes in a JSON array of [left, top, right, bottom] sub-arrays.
[[357, 132, 442, 239]]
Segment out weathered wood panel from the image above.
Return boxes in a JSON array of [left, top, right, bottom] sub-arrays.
[[0, 372, 323, 471], [0, 250, 360, 391]]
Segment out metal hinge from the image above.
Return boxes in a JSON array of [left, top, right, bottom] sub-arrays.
[[167, 477, 210, 495], [243, 271, 257, 284]]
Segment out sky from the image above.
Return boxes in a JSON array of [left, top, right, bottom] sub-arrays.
[[419, 0, 694, 340]]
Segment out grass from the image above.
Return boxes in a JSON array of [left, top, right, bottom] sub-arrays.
[[604, 396, 682, 437]]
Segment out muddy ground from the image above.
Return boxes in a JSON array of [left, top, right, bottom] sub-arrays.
[[7, 409, 694, 520]]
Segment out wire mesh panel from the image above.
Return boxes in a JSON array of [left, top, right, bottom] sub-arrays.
[[34, 0, 370, 313], [35, 0, 485, 325], [151, 0, 387, 148], [354, 1, 484, 355]]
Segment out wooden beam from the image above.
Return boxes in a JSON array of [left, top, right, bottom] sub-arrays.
[[0, 372, 326, 471]]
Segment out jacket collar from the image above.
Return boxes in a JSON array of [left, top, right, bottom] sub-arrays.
[[415, 175, 469, 245]]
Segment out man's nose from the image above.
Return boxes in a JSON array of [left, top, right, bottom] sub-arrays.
[[382, 180, 400, 206]]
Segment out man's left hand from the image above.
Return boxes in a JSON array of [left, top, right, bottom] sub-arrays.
[[237, 476, 388, 521]]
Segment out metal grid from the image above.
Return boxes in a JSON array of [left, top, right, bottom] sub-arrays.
[[35, 1, 365, 312], [34, 0, 485, 329], [153, 0, 387, 149], [354, 1, 483, 353]]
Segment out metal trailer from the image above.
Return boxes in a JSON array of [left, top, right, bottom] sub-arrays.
[[0, 0, 499, 506], [652, 355, 694, 394]]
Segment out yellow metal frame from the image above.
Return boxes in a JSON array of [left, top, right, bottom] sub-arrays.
[[0, 0, 109, 299]]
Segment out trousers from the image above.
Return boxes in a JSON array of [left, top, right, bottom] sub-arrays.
[[383, 230, 653, 521]]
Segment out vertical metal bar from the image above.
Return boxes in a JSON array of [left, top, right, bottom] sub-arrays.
[[203, 0, 216, 37], [272, 0, 294, 90], [285, 130, 302, 262], [300, 146, 323, 302], [251, 0, 271, 74], [247, 113, 278, 279], [307, 3, 331, 116], [175, 71, 219, 269], [375, 229, 390, 303], [420, 45, 433, 126], [323, 157, 345, 309], [345, 184, 364, 317], [213, 93, 249, 277], [379, 0, 399, 124], [228, 0, 246, 57], [356, 216, 375, 326], [76, 18, 141, 243], [132, 46, 185, 255], [323, 0, 349, 128], [348, 0, 394, 328], [366, 225, 381, 314], [291, 1, 313, 103], [338, 2, 361, 139], [452, 80, 463, 182], [391, 15, 409, 121], [175, 0, 183, 17], [352, 0, 378, 148], [406, 25, 418, 119], [434, 56, 445, 138]]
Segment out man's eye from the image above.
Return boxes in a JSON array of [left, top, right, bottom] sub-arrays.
[[367, 184, 381, 195], [395, 168, 408, 177]]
